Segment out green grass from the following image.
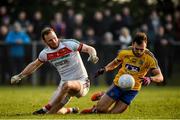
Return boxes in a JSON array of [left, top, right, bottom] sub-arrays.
[[0, 85, 179, 119]]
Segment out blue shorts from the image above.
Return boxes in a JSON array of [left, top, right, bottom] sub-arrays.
[[106, 84, 138, 105]]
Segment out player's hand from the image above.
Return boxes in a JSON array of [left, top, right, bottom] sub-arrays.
[[11, 74, 24, 84], [94, 67, 105, 78], [87, 55, 99, 64], [140, 77, 152, 86]]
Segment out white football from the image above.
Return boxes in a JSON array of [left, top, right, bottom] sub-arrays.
[[118, 74, 135, 90]]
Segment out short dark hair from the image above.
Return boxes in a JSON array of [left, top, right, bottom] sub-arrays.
[[133, 32, 147, 45], [41, 27, 54, 40]]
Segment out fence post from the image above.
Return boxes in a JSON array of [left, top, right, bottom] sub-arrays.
[[32, 41, 38, 86]]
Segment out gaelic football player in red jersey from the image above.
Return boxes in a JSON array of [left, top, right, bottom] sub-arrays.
[[11, 27, 99, 114]]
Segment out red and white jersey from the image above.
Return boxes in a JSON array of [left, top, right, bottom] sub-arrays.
[[38, 39, 88, 81]]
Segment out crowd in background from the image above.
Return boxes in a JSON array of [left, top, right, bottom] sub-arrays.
[[0, 2, 180, 86]]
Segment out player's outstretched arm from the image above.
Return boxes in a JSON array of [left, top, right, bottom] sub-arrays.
[[105, 58, 121, 71], [81, 44, 99, 64], [140, 68, 164, 86], [94, 58, 121, 78], [150, 68, 164, 83], [11, 59, 43, 84]]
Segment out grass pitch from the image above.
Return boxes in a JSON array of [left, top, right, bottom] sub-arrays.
[[0, 85, 179, 119]]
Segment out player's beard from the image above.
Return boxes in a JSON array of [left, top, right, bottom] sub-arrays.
[[132, 49, 144, 57], [49, 41, 59, 49]]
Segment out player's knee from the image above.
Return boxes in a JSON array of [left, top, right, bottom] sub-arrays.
[[62, 82, 72, 92]]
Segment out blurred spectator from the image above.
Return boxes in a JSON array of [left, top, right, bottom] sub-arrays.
[[163, 14, 174, 35], [5, 22, 30, 80], [73, 28, 83, 41], [51, 12, 66, 38], [83, 27, 98, 44], [83, 28, 100, 86], [31, 10, 46, 40], [174, 9, 180, 42], [140, 23, 149, 33], [0, 25, 8, 40], [0, 6, 7, 22], [65, 13, 85, 39], [164, 14, 173, 24], [101, 32, 116, 86], [174, 8, 180, 61], [157, 0, 174, 15], [122, 7, 133, 30], [139, 23, 154, 50], [103, 8, 113, 32], [26, 23, 36, 40], [0, 25, 9, 84], [64, 8, 75, 38], [154, 26, 170, 85], [2, 15, 10, 27], [110, 13, 124, 40], [91, 11, 106, 42], [0, 6, 10, 27], [103, 32, 114, 45], [118, 27, 132, 49], [147, 10, 161, 42], [164, 14, 175, 79], [74, 13, 84, 28], [73, 13, 85, 34], [16, 10, 30, 31], [83, 27, 99, 86]]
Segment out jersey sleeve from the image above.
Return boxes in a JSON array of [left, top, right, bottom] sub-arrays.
[[63, 39, 83, 52], [145, 50, 159, 70], [115, 50, 124, 62], [38, 50, 47, 63], [149, 56, 159, 69]]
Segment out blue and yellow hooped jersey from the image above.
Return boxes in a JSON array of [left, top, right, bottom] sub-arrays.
[[113, 47, 159, 91]]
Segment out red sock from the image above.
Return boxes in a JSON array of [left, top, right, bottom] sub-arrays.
[[66, 108, 71, 113], [66, 108, 72, 113], [43, 104, 52, 112]]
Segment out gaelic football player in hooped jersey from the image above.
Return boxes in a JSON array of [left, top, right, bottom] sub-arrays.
[[10, 27, 99, 114], [81, 32, 164, 114]]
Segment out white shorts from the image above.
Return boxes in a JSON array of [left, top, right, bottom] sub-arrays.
[[59, 78, 90, 98], [49, 78, 90, 105]]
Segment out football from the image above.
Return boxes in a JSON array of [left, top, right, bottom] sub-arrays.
[[118, 74, 135, 90]]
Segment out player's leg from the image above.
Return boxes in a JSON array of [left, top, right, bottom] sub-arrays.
[[96, 84, 122, 113], [75, 79, 90, 98], [109, 100, 128, 113], [33, 80, 82, 114], [57, 107, 79, 114], [96, 93, 115, 113], [47, 94, 79, 114], [49, 79, 90, 113], [81, 85, 116, 113], [48, 95, 72, 114], [109, 90, 138, 113], [57, 79, 90, 114], [33, 99, 78, 115], [80, 94, 115, 114], [33, 86, 72, 114], [48, 80, 81, 113]]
